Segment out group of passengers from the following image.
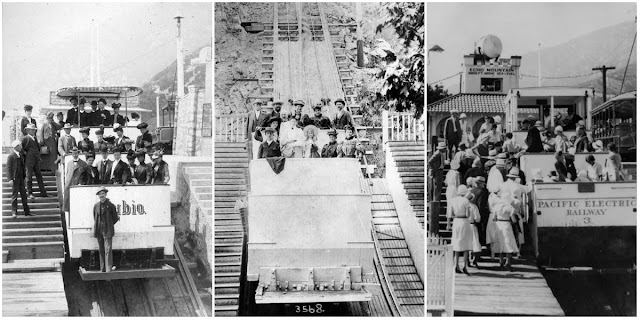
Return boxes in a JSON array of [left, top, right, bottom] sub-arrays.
[[247, 98, 364, 159], [428, 108, 627, 274], [64, 96, 133, 127]]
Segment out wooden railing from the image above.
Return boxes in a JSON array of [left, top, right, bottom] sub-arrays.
[[427, 235, 455, 316], [382, 110, 424, 144], [215, 114, 248, 142]]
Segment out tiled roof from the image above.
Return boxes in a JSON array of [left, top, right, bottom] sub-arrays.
[[427, 93, 507, 113]]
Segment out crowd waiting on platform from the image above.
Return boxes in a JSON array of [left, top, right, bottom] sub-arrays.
[[6, 104, 170, 218], [427, 109, 626, 274], [247, 98, 365, 159]]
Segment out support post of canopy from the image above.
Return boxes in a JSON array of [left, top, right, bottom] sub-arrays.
[[550, 96, 555, 129], [586, 93, 592, 130]]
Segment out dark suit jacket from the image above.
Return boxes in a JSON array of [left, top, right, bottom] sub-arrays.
[[66, 107, 80, 125], [96, 159, 113, 185], [95, 110, 111, 126], [21, 117, 37, 136], [555, 160, 569, 181], [134, 162, 153, 184], [109, 160, 130, 184], [6, 152, 25, 181], [88, 166, 100, 185], [443, 117, 462, 143], [78, 138, 94, 153], [111, 114, 128, 126], [114, 136, 130, 152], [258, 140, 281, 158], [525, 127, 544, 153], [21, 135, 40, 166], [93, 199, 119, 238]]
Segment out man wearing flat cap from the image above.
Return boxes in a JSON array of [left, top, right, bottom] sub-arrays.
[[135, 122, 153, 151], [66, 97, 81, 126], [92, 186, 119, 273], [78, 127, 95, 153], [21, 104, 37, 136], [332, 98, 356, 130], [110, 103, 129, 126], [95, 147, 113, 185], [151, 151, 170, 184], [257, 127, 281, 158], [96, 99, 111, 126], [6, 140, 32, 218], [64, 147, 91, 212], [22, 123, 48, 198]]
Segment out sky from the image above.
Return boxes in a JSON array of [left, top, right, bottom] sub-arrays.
[[3, 2, 211, 114], [427, 2, 637, 86]]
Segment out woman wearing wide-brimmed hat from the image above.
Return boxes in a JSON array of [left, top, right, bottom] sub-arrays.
[[446, 185, 474, 274], [302, 125, 321, 158], [279, 115, 305, 158]]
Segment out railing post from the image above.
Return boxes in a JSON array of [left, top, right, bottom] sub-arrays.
[[382, 109, 389, 147]]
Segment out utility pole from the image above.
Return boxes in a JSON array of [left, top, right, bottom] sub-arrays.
[[175, 11, 185, 100], [592, 65, 615, 102], [537, 43, 542, 87], [355, 3, 364, 67]]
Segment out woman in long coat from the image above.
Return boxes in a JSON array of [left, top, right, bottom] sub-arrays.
[[466, 186, 483, 268], [37, 112, 60, 171], [446, 185, 473, 274]]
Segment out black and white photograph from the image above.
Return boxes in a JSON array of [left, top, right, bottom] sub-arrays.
[[427, 2, 637, 316], [214, 2, 424, 316], [2, 2, 212, 316]]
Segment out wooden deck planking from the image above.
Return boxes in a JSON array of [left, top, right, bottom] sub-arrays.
[[3, 271, 68, 316], [454, 260, 564, 316]]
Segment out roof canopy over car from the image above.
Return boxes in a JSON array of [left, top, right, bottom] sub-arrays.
[[55, 86, 143, 99]]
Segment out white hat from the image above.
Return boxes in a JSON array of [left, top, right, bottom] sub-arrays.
[[568, 147, 576, 155], [592, 140, 603, 149], [11, 140, 21, 148], [450, 160, 460, 170], [436, 142, 447, 150], [496, 158, 507, 166], [554, 125, 563, 133], [487, 149, 498, 159], [457, 185, 468, 196], [577, 120, 585, 127], [507, 167, 520, 178], [459, 113, 467, 119], [494, 115, 502, 122]]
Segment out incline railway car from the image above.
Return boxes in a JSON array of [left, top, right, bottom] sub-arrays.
[[246, 158, 376, 311], [530, 181, 636, 268], [68, 184, 176, 281]]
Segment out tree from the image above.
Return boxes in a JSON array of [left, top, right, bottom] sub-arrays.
[[375, 2, 424, 119], [427, 84, 451, 104]]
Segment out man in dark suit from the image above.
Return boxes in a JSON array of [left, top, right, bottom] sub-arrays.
[[109, 149, 130, 185], [332, 98, 356, 130], [246, 100, 263, 140], [443, 109, 463, 159], [95, 147, 113, 185], [20, 105, 37, 136], [66, 97, 80, 125], [428, 142, 447, 202], [113, 126, 129, 152], [21, 124, 47, 198], [92, 186, 119, 272], [304, 105, 332, 129], [135, 122, 153, 151], [554, 151, 570, 181], [151, 151, 170, 184], [63, 147, 91, 212], [273, 101, 283, 118], [94, 129, 108, 152], [257, 127, 281, 158], [6, 140, 32, 218], [87, 100, 99, 126]]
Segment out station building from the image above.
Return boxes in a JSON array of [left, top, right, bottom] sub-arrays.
[[427, 54, 522, 145]]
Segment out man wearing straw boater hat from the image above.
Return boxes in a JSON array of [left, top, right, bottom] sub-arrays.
[[21, 123, 48, 199], [92, 186, 119, 273], [6, 140, 32, 218], [428, 141, 447, 202]]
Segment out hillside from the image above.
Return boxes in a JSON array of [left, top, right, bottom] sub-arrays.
[[519, 21, 636, 103], [137, 46, 208, 129]]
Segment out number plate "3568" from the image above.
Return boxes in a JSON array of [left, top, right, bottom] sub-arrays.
[[295, 304, 324, 314]]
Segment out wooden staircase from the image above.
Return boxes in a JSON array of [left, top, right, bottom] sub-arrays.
[[214, 142, 249, 316], [1, 163, 64, 270], [387, 141, 425, 229], [181, 163, 213, 217], [366, 179, 424, 316]]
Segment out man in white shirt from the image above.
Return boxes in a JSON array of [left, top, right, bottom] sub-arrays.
[[586, 154, 603, 181]]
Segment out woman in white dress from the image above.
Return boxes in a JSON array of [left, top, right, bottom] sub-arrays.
[[465, 190, 483, 268], [445, 160, 461, 202], [486, 188, 501, 261], [491, 192, 520, 271], [302, 125, 321, 158], [446, 185, 473, 274], [279, 115, 305, 158], [604, 142, 623, 181]]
